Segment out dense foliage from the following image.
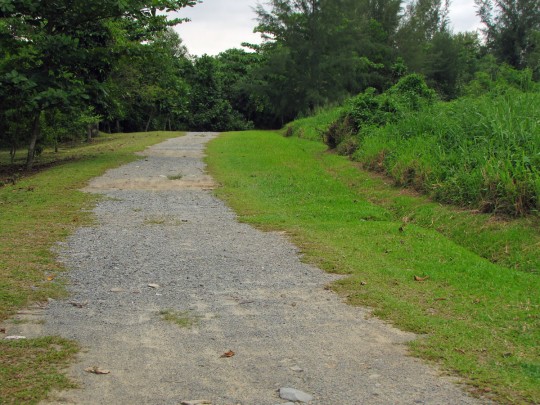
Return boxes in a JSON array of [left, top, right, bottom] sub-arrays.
[[286, 69, 540, 216]]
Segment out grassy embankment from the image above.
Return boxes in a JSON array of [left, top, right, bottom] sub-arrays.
[[295, 73, 540, 218], [0, 131, 181, 404], [206, 131, 539, 404]]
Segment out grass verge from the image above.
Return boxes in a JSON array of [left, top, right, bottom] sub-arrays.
[[206, 130, 540, 404], [0, 131, 182, 402]]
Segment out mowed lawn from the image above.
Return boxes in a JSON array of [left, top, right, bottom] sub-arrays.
[[206, 130, 540, 404]]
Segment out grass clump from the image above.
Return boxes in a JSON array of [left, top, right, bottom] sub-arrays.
[[0, 337, 79, 404], [167, 174, 183, 180], [206, 131, 540, 403], [159, 309, 199, 328]]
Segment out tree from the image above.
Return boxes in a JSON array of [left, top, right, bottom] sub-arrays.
[[475, 0, 540, 69], [0, 0, 198, 168], [250, 0, 401, 124]]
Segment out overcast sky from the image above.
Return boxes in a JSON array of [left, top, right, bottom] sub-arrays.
[[172, 0, 482, 56]]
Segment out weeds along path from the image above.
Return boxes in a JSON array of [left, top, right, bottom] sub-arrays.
[[26, 133, 483, 404]]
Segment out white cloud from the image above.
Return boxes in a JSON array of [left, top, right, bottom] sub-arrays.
[[171, 0, 262, 56]]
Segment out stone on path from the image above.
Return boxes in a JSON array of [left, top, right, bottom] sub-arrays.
[[279, 387, 313, 403]]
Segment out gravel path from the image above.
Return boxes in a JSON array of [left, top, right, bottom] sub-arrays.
[[31, 132, 483, 404]]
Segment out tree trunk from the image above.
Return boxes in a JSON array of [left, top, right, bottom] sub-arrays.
[[116, 120, 121, 133], [145, 107, 156, 132], [10, 145, 16, 164], [87, 124, 93, 142], [145, 112, 154, 132], [26, 112, 41, 171]]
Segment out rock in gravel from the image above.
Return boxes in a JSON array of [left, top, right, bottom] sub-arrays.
[[4, 335, 26, 340], [279, 387, 313, 403], [148, 284, 160, 289], [290, 365, 304, 372]]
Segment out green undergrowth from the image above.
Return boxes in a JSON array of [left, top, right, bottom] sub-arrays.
[[285, 71, 540, 217], [0, 131, 182, 402], [206, 131, 540, 403]]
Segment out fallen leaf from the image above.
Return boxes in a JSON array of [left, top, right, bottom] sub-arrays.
[[110, 288, 125, 293], [181, 401, 212, 405], [220, 350, 235, 358], [482, 387, 492, 393], [148, 284, 160, 289], [435, 297, 447, 301], [414, 275, 429, 282], [85, 366, 110, 375], [46, 275, 56, 281], [360, 281, 368, 286], [69, 301, 88, 308]]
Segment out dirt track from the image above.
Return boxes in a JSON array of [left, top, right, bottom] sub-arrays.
[[13, 133, 485, 404]]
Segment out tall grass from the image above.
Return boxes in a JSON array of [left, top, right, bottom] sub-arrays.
[[354, 89, 540, 216], [286, 71, 540, 217]]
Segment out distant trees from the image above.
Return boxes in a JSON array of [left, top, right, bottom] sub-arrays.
[[250, 0, 398, 124], [475, 0, 540, 74]]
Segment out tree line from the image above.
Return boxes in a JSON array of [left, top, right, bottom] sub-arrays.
[[1, 0, 539, 169]]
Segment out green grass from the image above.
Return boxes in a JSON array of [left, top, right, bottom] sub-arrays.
[[0, 337, 79, 405], [283, 106, 343, 141], [0, 131, 182, 402], [206, 130, 540, 403], [159, 309, 200, 328]]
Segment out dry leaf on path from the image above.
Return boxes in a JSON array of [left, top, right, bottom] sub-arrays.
[[148, 284, 160, 289], [414, 275, 429, 282], [181, 401, 212, 405], [70, 301, 88, 308], [220, 350, 235, 358], [84, 366, 110, 375], [46, 275, 56, 281]]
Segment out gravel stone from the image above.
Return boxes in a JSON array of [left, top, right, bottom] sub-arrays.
[[279, 387, 313, 402], [33, 133, 488, 405]]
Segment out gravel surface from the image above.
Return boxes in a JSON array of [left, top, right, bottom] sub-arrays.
[[26, 132, 485, 404]]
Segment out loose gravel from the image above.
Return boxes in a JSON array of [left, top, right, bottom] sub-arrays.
[[31, 133, 484, 404]]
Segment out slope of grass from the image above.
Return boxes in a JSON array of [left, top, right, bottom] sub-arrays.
[[283, 106, 343, 141], [0, 131, 182, 403], [206, 130, 540, 403]]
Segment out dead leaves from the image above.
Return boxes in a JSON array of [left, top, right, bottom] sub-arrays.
[[414, 275, 429, 282], [181, 401, 212, 405], [220, 350, 235, 358], [84, 366, 110, 375]]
